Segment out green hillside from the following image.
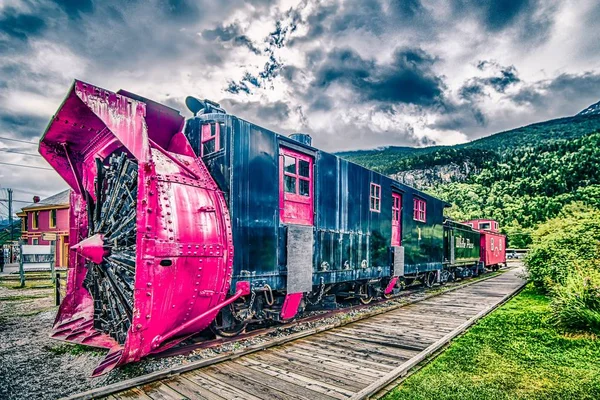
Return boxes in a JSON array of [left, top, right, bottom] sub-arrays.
[[338, 113, 600, 247], [339, 114, 600, 174], [0, 221, 21, 246]]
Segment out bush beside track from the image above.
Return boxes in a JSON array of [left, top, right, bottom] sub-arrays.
[[525, 202, 600, 333]]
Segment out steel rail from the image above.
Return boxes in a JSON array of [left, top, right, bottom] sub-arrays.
[[61, 265, 516, 400]]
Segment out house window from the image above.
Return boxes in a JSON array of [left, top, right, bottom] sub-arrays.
[[201, 122, 224, 156], [370, 183, 381, 212], [413, 198, 426, 222], [32, 211, 39, 230], [32, 238, 38, 245], [49, 209, 57, 228], [22, 215, 28, 231]]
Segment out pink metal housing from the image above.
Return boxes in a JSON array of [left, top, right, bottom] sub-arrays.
[[40, 80, 243, 375]]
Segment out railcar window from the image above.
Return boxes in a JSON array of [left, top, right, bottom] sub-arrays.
[[283, 155, 311, 197], [370, 183, 381, 212], [299, 160, 310, 177], [201, 122, 222, 156], [284, 155, 296, 173], [393, 196, 400, 222], [479, 222, 491, 230], [413, 198, 426, 222], [491, 237, 495, 249], [284, 175, 296, 193]]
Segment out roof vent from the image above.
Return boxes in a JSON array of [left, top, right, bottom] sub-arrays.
[[289, 133, 312, 146], [33, 196, 40, 203]]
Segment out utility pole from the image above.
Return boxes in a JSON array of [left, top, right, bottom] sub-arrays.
[[7, 188, 13, 241]]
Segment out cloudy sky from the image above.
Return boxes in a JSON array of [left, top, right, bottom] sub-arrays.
[[1, 0, 600, 209]]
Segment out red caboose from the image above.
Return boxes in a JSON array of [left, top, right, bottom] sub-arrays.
[[462, 219, 506, 271]]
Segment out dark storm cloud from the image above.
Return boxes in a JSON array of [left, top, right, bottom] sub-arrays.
[[219, 98, 291, 127], [511, 72, 600, 114], [431, 104, 487, 131], [454, 0, 533, 31], [310, 47, 444, 107], [451, 0, 558, 45], [55, 0, 94, 18], [224, 18, 296, 94], [0, 114, 49, 140], [388, 0, 425, 19], [202, 23, 262, 54], [0, 8, 46, 41], [460, 62, 521, 99]]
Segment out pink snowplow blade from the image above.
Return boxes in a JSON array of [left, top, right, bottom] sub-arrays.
[[40, 80, 236, 376]]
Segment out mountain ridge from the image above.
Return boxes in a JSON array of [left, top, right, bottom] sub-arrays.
[[578, 100, 600, 116]]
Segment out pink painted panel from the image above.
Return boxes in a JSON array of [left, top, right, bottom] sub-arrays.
[[42, 80, 237, 376], [279, 147, 314, 226], [280, 292, 303, 320], [391, 193, 402, 246]]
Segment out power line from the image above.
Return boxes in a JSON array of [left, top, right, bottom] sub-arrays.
[[0, 136, 38, 145], [0, 198, 69, 207], [0, 161, 53, 171], [0, 148, 43, 157], [12, 188, 44, 196]]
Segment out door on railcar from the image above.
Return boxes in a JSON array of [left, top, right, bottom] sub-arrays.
[[391, 192, 402, 246], [279, 147, 314, 226]]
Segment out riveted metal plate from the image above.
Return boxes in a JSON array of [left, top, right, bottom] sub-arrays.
[[393, 246, 405, 277], [286, 225, 314, 293]]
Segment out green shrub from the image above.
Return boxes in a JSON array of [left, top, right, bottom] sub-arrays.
[[550, 266, 600, 333], [525, 203, 600, 291]]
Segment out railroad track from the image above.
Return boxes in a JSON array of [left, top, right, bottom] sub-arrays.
[[156, 266, 513, 359], [64, 265, 526, 400]]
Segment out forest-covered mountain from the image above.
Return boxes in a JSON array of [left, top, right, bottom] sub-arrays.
[[338, 113, 600, 247]]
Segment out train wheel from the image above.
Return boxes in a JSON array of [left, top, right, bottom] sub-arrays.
[[210, 303, 249, 337], [424, 271, 436, 288], [359, 283, 373, 304]]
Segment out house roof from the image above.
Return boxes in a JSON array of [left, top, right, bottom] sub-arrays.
[[20, 189, 70, 212]]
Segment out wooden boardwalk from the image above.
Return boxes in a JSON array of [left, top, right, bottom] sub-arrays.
[[94, 267, 526, 400]]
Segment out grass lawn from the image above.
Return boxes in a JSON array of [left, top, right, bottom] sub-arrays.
[[384, 284, 600, 400]]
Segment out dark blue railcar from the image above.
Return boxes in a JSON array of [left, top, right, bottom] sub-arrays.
[[184, 111, 447, 333]]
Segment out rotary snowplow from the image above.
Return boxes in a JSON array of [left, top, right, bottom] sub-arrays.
[[40, 81, 248, 376]]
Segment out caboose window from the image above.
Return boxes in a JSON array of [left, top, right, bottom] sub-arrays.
[[413, 198, 426, 222], [370, 183, 381, 212], [282, 154, 310, 197], [279, 147, 314, 225], [201, 122, 223, 156], [479, 222, 491, 230], [284, 175, 296, 193]]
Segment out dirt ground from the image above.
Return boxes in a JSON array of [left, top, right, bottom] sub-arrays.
[[0, 266, 515, 400]]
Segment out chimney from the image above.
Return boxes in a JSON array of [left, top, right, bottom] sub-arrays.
[[33, 196, 40, 203]]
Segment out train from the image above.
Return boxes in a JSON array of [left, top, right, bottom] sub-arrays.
[[40, 80, 505, 375]]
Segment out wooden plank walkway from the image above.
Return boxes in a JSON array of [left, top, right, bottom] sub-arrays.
[[101, 267, 526, 400]]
